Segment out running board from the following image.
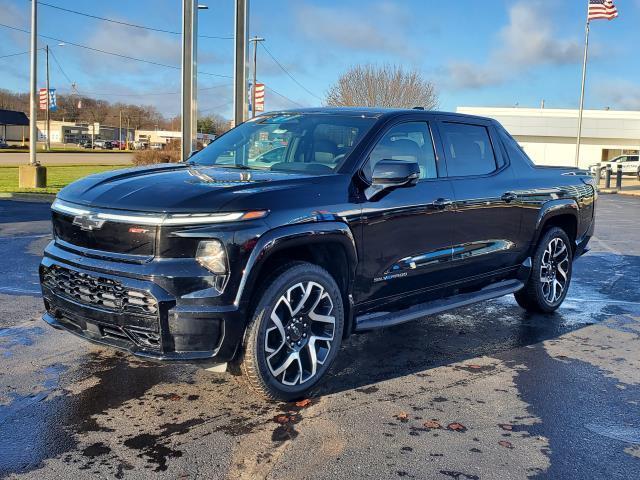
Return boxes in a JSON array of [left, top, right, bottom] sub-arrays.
[[354, 279, 525, 331]]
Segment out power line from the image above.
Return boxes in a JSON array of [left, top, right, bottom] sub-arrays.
[[0, 22, 232, 78], [260, 43, 322, 102], [0, 49, 40, 59], [48, 47, 73, 85], [57, 83, 230, 97], [35, 1, 233, 40], [200, 100, 233, 113], [263, 85, 305, 108]]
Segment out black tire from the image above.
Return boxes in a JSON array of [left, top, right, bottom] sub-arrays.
[[515, 227, 573, 313], [235, 262, 344, 401]]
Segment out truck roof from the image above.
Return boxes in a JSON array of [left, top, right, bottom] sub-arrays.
[[263, 107, 494, 123]]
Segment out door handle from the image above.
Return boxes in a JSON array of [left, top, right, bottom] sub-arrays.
[[501, 192, 517, 203], [431, 198, 453, 210]]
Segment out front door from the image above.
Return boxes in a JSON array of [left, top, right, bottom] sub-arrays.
[[356, 120, 457, 310]]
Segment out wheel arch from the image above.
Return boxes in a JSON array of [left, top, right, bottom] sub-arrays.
[[235, 222, 358, 336], [532, 200, 579, 254]]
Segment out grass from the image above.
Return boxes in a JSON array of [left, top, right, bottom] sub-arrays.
[[0, 165, 126, 194], [0, 147, 132, 153]]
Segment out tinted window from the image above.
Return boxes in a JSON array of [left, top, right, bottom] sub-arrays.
[[192, 114, 375, 174], [368, 122, 437, 180], [498, 126, 535, 166], [440, 122, 497, 176]]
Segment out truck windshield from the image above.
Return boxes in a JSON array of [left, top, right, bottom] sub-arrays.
[[190, 113, 376, 174]]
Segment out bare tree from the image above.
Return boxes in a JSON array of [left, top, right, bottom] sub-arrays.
[[325, 64, 438, 110]]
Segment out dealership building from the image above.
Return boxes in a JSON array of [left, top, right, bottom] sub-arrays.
[[457, 107, 640, 169]]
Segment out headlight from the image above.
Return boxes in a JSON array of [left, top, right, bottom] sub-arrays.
[[196, 240, 228, 274]]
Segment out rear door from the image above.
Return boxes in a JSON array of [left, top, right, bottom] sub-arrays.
[[434, 117, 524, 283]]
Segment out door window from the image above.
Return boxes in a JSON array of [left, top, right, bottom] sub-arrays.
[[440, 122, 497, 177], [367, 122, 437, 180]]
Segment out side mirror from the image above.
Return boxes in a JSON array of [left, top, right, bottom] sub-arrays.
[[365, 159, 420, 201]]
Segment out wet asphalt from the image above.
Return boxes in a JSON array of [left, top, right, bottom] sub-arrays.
[[0, 196, 639, 479]]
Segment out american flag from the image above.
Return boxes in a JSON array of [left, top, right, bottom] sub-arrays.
[[588, 0, 618, 21]]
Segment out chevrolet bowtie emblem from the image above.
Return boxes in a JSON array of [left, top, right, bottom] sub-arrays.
[[73, 214, 106, 231]]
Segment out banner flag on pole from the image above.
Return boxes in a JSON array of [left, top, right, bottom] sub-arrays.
[[49, 89, 57, 112], [255, 83, 265, 112], [38, 88, 57, 111]]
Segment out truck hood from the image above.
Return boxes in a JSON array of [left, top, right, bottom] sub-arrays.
[[57, 163, 322, 213]]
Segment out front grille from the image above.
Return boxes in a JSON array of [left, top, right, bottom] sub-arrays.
[[52, 211, 156, 256], [42, 265, 159, 318]]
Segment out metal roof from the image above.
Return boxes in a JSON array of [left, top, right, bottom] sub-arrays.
[[0, 109, 29, 126], [457, 107, 640, 141]]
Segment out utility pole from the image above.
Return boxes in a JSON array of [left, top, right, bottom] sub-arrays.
[[45, 45, 50, 151], [233, 0, 250, 126], [250, 36, 265, 118], [119, 110, 122, 150]]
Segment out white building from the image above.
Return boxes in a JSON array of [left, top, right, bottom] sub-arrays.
[[457, 107, 640, 168]]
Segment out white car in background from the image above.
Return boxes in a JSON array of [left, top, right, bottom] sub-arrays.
[[590, 155, 640, 179]]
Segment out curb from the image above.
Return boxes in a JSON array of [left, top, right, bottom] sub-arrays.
[[0, 192, 56, 203], [599, 189, 640, 197]]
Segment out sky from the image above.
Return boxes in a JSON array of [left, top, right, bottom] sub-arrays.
[[1, 0, 639, 118]]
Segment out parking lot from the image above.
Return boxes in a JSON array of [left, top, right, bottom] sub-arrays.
[[0, 195, 639, 479]]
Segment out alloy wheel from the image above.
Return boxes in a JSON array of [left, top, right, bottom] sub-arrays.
[[264, 281, 336, 386], [539, 237, 570, 304]]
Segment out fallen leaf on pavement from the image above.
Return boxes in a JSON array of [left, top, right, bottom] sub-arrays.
[[499, 440, 514, 449], [396, 412, 409, 423], [423, 419, 442, 429], [168, 393, 181, 401], [499, 424, 513, 431], [467, 364, 483, 369], [295, 399, 312, 408], [274, 414, 291, 425], [447, 422, 467, 432]]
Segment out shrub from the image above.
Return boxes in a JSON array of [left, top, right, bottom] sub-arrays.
[[131, 139, 206, 166], [132, 149, 181, 166]]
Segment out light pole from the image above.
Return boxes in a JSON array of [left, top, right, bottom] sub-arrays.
[[250, 36, 265, 118], [233, 0, 250, 126], [45, 45, 50, 151], [29, 0, 37, 165], [19, 0, 46, 188], [181, 2, 208, 161]]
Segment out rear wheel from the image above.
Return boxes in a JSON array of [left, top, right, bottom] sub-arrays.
[[235, 262, 344, 401], [515, 227, 573, 313]]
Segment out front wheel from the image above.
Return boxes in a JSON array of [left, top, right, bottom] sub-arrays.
[[515, 227, 573, 313], [235, 262, 344, 401]]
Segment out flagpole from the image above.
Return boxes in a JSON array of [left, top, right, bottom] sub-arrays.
[[575, 16, 591, 168]]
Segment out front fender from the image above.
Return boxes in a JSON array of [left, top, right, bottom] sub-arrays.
[[233, 221, 358, 308]]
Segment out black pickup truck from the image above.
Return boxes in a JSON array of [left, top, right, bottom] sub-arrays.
[[40, 108, 596, 400]]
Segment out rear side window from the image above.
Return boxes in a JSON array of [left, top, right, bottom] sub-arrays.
[[498, 126, 535, 167], [440, 122, 497, 177]]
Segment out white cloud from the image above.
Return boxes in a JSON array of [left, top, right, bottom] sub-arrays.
[[293, 1, 416, 59], [496, 3, 581, 67], [594, 79, 640, 110], [445, 1, 582, 89], [81, 22, 182, 75]]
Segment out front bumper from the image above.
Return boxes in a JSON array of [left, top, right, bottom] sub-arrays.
[[40, 242, 246, 363]]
